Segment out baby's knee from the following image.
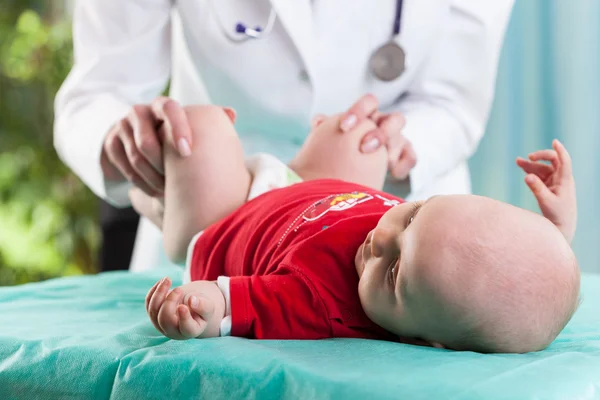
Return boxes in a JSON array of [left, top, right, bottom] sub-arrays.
[[184, 105, 234, 137], [291, 114, 388, 188], [183, 104, 224, 118], [178, 105, 242, 158]]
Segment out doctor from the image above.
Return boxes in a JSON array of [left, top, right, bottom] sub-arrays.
[[54, 0, 514, 272]]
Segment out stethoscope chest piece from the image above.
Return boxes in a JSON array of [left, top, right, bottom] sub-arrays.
[[370, 41, 405, 82]]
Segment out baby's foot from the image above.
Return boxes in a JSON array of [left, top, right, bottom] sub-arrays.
[[146, 277, 224, 339]]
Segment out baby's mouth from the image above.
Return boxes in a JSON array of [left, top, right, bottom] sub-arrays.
[[388, 258, 399, 287]]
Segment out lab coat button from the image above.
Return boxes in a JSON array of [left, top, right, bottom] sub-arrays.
[[298, 69, 310, 82]]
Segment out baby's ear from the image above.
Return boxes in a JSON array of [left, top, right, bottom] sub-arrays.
[[222, 107, 237, 123]]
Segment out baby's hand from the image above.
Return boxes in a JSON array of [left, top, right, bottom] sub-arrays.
[[516, 139, 576, 243], [145, 277, 224, 339]]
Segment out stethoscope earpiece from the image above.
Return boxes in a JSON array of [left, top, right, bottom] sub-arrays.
[[208, 0, 277, 43], [235, 23, 247, 34], [236, 23, 265, 39]]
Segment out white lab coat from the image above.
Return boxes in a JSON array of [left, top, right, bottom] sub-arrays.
[[54, 0, 514, 272]]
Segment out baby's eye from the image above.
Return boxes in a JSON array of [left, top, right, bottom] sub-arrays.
[[406, 203, 421, 227]]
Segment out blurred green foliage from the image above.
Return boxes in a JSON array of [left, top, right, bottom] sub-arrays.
[[0, 2, 99, 285]]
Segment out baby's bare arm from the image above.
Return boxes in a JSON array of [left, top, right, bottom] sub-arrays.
[[161, 105, 251, 262], [289, 114, 388, 190]]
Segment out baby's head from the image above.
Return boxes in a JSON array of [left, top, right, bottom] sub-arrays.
[[356, 195, 580, 353]]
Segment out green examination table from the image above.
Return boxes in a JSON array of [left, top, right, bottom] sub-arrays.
[[0, 267, 599, 400]]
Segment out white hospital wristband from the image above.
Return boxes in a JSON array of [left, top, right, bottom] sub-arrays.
[[217, 276, 232, 337]]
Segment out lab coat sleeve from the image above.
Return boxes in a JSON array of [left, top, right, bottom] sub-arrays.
[[392, 0, 514, 195], [54, 0, 173, 206]]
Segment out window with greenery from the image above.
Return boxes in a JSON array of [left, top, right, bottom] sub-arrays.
[[0, 1, 99, 285]]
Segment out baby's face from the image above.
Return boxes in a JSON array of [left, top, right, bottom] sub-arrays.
[[355, 194, 579, 352], [355, 195, 455, 347]]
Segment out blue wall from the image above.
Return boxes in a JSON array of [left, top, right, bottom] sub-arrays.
[[472, 0, 600, 272]]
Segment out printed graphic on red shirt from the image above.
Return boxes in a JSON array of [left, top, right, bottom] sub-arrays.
[[277, 191, 406, 246], [373, 193, 401, 207], [279, 191, 379, 245], [305, 192, 374, 221]]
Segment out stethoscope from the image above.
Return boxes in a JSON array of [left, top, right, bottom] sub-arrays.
[[209, 0, 406, 82]]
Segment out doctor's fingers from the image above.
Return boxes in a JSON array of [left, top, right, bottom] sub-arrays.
[[389, 140, 416, 180], [340, 94, 379, 132], [373, 111, 405, 130], [129, 188, 164, 230], [105, 130, 160, 196], [128, 105, 165, 175], [151, 97, 193, 157], [360, 112, 406, 153], [117, 122, 166, 194]]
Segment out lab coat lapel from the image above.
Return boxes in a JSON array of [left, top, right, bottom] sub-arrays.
[[269, 0, 314, 71]]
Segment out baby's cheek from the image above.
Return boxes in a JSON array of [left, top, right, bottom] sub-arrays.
[[357, 275, 379, 317]]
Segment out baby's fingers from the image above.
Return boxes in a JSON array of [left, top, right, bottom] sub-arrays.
[[516, 157, 554, 178], [177, 305, 207, 338], [525, 174, 555, 204], [145, 279, 161, 312], [186, 295, 215, 320], [528, 149, 559, 170], [553, 139, 573, 181], [148, 277, 172, 334], [157, 287, 185, 339]]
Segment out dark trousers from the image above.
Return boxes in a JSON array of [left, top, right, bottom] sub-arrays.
[[98, 200, 140, 272]]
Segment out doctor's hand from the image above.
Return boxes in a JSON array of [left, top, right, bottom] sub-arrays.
[[129, 187, 164, 230], [516, 139, 577, 243], [340, 94, 416, 180], [101, 97, 193, 196]]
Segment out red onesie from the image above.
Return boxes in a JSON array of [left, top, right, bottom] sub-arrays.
[[189, 179, 404, 341]]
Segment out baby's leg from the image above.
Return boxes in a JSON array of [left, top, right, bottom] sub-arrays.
[[289, 115, 388, 190], [162, 105, 251, 263]]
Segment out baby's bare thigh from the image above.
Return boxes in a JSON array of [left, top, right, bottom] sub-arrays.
[[161, 105, 251, 262], [291, 117, 388, 190]]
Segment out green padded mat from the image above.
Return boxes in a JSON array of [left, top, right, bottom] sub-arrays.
[[0, 267, 599, 400]]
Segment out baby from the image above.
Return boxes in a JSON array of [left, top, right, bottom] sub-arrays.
[[133, 105, 580, 353]]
